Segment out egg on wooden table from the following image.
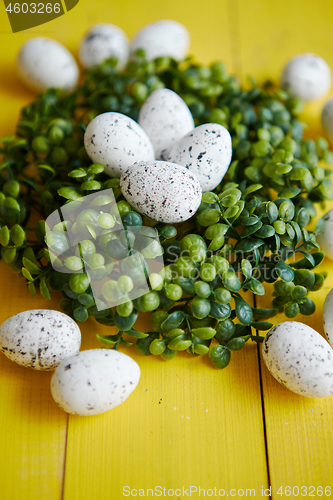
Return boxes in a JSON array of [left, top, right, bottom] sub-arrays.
[[51, 349, 140, 416], [78, 23, 129, 70], [323, 288, 333, 347], [316, 208, 333, 259], [120, 160, 202, 223], [322, 98, 333, 142], [138, 88, 195, 159], [84, 112, 155, 177], [168, 123, 232, 191], [131, 20, 190, 61], [17, 37, 79, 92], [281, 53, 332, 101], [262, 321, 333, 398], [0, 310, 81, 370]]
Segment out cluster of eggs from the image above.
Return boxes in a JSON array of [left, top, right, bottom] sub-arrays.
[[0, 309, 141, 415]]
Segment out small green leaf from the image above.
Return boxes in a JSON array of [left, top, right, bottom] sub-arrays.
[[242, 184, 263, 197], [279, 186, 302, 198], [22, 257, 41, 275], [96, 334, 118, 346], [81, 180, 102, 191], [40, 276, 51, 300], [275, 262, 294, 282], [234, 296, 253, 325], [191, 327, 216, 340], [209, 345, 231, 369], [267, 202, 279, 223], [241, 259, 252, 279], [126, 329, 149, 339], [58, 187, 83, 200], [252, 308, 278, 320], [22, 267, 33, 281], [235, 238, 264, 253], [136, 335, 159, 356], [242, 278, 265, 295], [0, 226, 10, 246], [227, 337, 245, 350], [202, 192, 219, 204], [27, 282, 37, 296], [255, 225, 275, 238], [241, 220, 263, 238], [250, 321, 274, 330]]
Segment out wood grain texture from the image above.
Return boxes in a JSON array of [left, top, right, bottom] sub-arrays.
[[63, 316, 268, 499], [1, 0, 333, 497], [0, 266, 68, 500]]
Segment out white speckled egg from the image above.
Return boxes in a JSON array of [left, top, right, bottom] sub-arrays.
[[281, 53, 332, 101], [0, 310, 81, 371], [50, 349, 140, 415], [120, 160, 202, 223], [17, 37, 79, 92], [322, 98, 333, 142], [316, 208, 333, 260], [84, 112, 155, 177], [168, 123, 232, 191], [138, 88, 194, 159], [323, 288, 333, 347], [131, 20, 190, 61], [79, 23, 129, 70], [262, 321, 333, 398]]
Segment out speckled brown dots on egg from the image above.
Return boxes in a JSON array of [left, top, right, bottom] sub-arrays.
[[50, 349, 140, 416], [0, 310, 81, 370], [168, 122, 232, 191], [262, 321, 333, 398], [120, 160, 202, 223], [84, 112, 155, 178], [138, 88, 194, 159]]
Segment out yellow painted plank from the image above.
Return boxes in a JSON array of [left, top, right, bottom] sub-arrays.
[[0, 265, 68, 500], [64, 317, 268, 499]]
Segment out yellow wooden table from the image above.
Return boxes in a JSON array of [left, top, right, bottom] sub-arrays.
[[1, 1, 333, 498]]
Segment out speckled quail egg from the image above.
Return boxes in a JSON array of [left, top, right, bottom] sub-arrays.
[[168, 123, 232, 191], [84, 112, 155, 177], [78, 23, 129, 70], [138, 88, 195, 159], [51, 349, 140, 416], [262, 321, 333, 398], [17, 37, 79, 92], [131, 20, 190, 61], [323, 288, 333, 348], [281, 53, 332, 101], [0, 310, 81, 370], [322, 98, 333, 142], [316, 208, 333, 260], [120, 160, 202, 223]]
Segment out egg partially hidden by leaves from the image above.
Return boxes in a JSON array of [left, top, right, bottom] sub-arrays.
[[322, 98, 333, 142], [120, 160, 202, 223], [323, 288, 333, 347], [84, 112, 155, 177], [17, 37, 79, 92], [262, 321, 333, 398], [79, 23, 129, 70], [281, 53, 332, 101], [0, 310, 81, 370], [316, 208, 333, 260], [51, 349, 140, 415], [131, 20, 190, 61], [168, 123, 232, 191], [138, 88, 195, 159]]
